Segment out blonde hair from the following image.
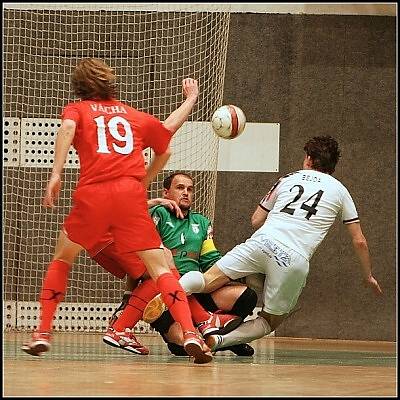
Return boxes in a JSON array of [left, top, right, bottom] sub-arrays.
[[71, 58, 117, 100]]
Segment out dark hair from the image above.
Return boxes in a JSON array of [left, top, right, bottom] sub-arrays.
[[72, 58, 117, 100], [303, 135, 341, 174], [163, 172, 194, 189]]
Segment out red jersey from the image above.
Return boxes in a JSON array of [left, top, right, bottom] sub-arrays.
[[61, 99, 172, 187]]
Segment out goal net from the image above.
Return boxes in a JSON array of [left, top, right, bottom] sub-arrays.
[[3, 4, 230, 333]]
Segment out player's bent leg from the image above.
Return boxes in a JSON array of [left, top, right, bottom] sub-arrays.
[[22, 231, 83, 357], [137, 248, 212, 363], [143, 268, 220, 324], [209, 286, 258, 356], [106, 278, 159, 354], [143, 270, 205, 322]]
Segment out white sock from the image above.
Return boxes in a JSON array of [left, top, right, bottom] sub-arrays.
[[179, 271, 205, 295], [216, 317, 272, 349]]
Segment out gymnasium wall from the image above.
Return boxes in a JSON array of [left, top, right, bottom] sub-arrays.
[[215, 14, 396, 341]]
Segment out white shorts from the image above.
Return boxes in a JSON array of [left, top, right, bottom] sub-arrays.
[[216, 235, 309, 315]]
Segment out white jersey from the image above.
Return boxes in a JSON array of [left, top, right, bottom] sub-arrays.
[[254, 169, 359, 260]]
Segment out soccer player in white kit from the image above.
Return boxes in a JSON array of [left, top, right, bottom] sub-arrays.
[[199, 135, 383, 351]]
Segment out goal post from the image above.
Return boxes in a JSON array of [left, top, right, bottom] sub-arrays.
[[3, 3, 231, 332]]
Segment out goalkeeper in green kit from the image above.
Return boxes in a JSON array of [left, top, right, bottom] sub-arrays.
[[107, 172, 258, 356]]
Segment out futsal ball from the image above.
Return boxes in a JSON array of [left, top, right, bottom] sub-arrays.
[[211, 105, 246, 139]]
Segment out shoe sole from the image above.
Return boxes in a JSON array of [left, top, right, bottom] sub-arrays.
[[21, 342, 50, 356], [102, 336, 149, 355], [142, 296, 166, 323], [217, 316, 243, 335], [184, 341, 213, 364]]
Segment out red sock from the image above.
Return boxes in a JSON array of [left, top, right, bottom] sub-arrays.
[[113, 279, 159, 331], [38, 259, 70, 332], [156, 273, 195, 333], [187, 296, 211, 325], [169, 267, 210, 324], [166, 267, 209, 324]]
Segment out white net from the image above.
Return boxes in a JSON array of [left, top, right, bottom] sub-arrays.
[[3, 6, 230, 332]]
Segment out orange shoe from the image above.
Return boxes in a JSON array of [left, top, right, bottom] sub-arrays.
[[142, 294, 166, 323]]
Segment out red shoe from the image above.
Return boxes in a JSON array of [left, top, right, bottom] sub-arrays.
[[21, 331, 51, 356], [197, 310, 242, 337], [103, 327, 149, 355], [183, 330, 213, 364]]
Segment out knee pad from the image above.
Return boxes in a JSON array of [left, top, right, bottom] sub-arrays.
[[230, 287, 258, 319], [194, 293, 218, 313], [150, 310, 174, 335], [167, 342, 188, 356], [179, 270, 205, 294]]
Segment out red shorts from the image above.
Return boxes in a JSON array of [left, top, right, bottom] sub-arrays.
[[92, 242, 146, 280], [63, 177, 162, 254], [88, 232, 114, 257]]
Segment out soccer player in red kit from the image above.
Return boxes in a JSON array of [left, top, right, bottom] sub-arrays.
[[21, 58, 212, 364]]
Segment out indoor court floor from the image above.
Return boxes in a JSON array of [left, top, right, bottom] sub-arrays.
[[3, 332, 396, 397]]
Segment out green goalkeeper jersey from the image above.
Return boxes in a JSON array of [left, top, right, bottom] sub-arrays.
[[149, 205, 222, 275]]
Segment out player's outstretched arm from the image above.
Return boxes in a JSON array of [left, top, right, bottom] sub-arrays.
[[345, 222, 383, 296], [43, 119, 76, 207], [163, 78, 199, 134], [251, 205, 269, 230]]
